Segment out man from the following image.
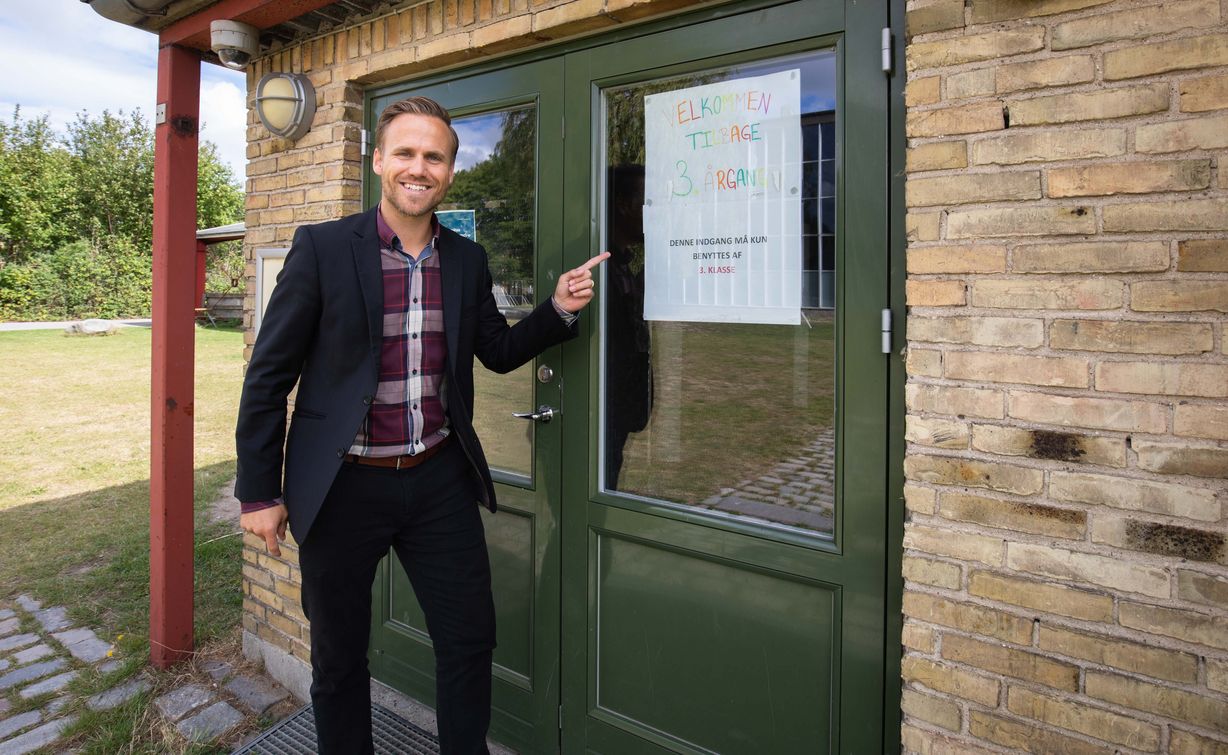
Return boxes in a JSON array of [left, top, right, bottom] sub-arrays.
[[236, 96, 607, 754]]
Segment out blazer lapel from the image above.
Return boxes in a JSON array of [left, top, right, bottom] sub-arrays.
[[438, 229, 463, 370], [352, 208, 384, 355]]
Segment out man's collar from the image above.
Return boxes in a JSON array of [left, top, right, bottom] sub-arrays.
[[375, 204, 441, 251]]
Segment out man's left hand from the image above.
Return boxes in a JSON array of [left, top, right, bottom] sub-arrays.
[[553, 252, 611, 314]]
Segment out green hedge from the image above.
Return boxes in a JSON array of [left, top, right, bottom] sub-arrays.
[[0, 236, 152, 321]]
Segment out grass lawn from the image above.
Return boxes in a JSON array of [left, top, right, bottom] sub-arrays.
[[0, 325, 247, 753]]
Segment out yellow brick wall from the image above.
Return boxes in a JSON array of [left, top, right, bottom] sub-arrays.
[[237, 0, 714, 677], [902, 0, 1228, 752]]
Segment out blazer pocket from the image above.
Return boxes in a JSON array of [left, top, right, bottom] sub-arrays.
[[292, 407, 326, 420]]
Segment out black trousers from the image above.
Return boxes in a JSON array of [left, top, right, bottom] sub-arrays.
[[298, 440, 495, 755]]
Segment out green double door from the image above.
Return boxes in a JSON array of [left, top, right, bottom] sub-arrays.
[[368, 1, 893, 751]]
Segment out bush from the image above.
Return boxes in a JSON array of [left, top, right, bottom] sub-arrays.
[[0, 236, 152, 321]]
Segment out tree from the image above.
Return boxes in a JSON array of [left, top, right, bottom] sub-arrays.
[[0, 108, 76, 263]]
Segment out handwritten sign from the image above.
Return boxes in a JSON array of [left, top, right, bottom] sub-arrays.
[[642, 70, 802, 324]]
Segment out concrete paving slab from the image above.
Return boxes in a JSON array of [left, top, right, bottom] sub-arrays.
[[176, 701, 243, 742], [0, 610, 15, 621], [64, 638, 110, 664], [154, 683, 214, 722], [0, 635, 38, 654], [225, 674, 289, 715], [0, 715, 76, 755], [11, 645, 53, 666], [13, 596, 39, 613], [50, 628, 96, 647], [44, 697, 71, 715], [200, 660, 234, 682], [0, 698, 9, 716], [0, 659, 66, 690], [19, 671, 78, 700], [87, 677, 152, 711], [0, 660, 9, 672], [96, 659, 123, 675], [0, 619, 18, 637], [32, 608, 71, 633], [0, 711, 41, 741]]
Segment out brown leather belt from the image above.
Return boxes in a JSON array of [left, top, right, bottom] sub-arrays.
[[343, 435, 451, 470]]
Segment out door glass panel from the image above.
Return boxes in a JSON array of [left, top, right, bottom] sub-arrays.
[[600, 51, 837, 536], [444, 106, 537, 479]]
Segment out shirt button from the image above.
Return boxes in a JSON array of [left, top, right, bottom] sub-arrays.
[[336, 448, 345, 458], [412, 369, 418, 375], [413, 297, 419, 304], [411, 333, 418, 340], [412, 404, 418, 410]]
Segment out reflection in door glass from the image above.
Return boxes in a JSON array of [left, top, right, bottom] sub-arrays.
[[445, 106, 536, 478], [601, 52, 837, 535]]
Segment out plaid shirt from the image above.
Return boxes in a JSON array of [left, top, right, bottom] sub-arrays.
[[347, 209, 451, 457]]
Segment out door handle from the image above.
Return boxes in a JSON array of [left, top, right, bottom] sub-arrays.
[[512, 405, 557, 423]]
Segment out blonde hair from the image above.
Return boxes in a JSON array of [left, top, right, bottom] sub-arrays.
[[374, 96, 459, 160]]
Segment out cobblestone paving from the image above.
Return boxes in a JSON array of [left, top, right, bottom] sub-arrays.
[[700, 427, 836, 533], [0, 595, 291, 753]]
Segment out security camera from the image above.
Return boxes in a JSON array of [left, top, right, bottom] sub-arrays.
[[210, 20, 259, 70]]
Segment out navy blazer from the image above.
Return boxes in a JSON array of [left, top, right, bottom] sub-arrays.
[[235, 207, 577, 542]]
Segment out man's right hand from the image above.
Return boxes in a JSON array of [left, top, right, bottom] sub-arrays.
[[241, 504, 289, 557]]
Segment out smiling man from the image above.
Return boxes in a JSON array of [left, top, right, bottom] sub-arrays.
[[235, 96, 607, 755]]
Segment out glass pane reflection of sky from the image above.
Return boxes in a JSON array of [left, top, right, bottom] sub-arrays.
[[452, 111, 506, 172]]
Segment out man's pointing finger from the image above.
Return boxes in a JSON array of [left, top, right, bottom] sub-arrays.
[[576, 251, 611, 274]]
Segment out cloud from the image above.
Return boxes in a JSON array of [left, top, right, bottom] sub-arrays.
[[0, 0, 248, 179]]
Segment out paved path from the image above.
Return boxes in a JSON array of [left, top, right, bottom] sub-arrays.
[[0, 593, 291, 753], [0, 319, 151, 332]]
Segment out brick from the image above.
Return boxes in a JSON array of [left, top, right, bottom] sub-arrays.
[[1177, 569, 1228, 608], [1006, 542, 1170, 598], [908, 172, 1040, 207], [1135, 440, 1228, 478], [996, 55, 1095, 94], [907, 416, 970, 449], [1008, 84, 1169, 126], [909, 29, 1045, 70], [907, 245, 1006, 273], [971, 128, 1127, 165], [1132, 281, 1228, 312], [971, 279, 1121, 309], [1050, 319, 1212, 356], [533, 0, 613, 36], [1049, 161, 1211, 198], [901, 725, 991, 755], [907, 348, 943, 377], [902, 655, 1000, 706], [1052, 0, 1221, 50], [1097, 362, 1228, 398], [971, 424, 1126, 466], [945, 351, 1088, 388], [1051, 470, 1220, 520], [242, 564, 273, 589], [1106, 199, 1228, 233], [939, 491, 1086, 539], [905, 484, 938, 515], [907, 102, 1005, 138], [1170, 730, 1228, 755], [906, 76, 942, 107], [968, 571, 1113, 622], [471, 14, 532, 51], [907, 383, 1004, 418], [910, 316, 1043, 348], [902, 688, 961, 732], [970, 0, 1111, 23], [1105, 34, 1228, 81], [903, 555, 963, 589], [1211, 659, 1228, 694], [1137, 114, 1228, 153], [944, 635, 1078, 691], [904, 454, 1044, 495], [267, 611, 303, 640], [907, 0, 965, 37], [907, 212, 941, 241], [903, 593, 1031, 644], [1010, 391, 1170, 434], [1038, 625, 1199, 683], [1175, 403, 1228, 440], [1179, 239, 1228, 271], [906, 280, 967, 306], [902, 623, 937, 653], [1091, 517, 1225, 564], [948, 206, 1096, 238], [1087, 671, 1228, 731], [904, 523, 1005, 566], [1007, 686, 1163, 749], [945, 69, 995, 101], [969, 711, 1112, 755], [1181, 73, 1228, 113]]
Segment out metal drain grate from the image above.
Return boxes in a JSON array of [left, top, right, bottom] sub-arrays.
[[234, 703, 440, 754]]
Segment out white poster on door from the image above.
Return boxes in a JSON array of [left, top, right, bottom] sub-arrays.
[[642, 69, 803, 324]]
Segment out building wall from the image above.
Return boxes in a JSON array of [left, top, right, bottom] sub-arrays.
[[901, 0, 1228, 752]]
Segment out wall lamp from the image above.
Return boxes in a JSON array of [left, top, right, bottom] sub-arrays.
[[255, 73, 317, 141]]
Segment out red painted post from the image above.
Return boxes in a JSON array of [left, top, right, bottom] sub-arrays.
[[150, 43, 201, 668]]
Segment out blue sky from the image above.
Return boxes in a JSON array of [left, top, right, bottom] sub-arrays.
[[0, 0, 247, 181]]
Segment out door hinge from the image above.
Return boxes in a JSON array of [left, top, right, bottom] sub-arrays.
[[361, 128, 371, 157], [881, 308, 893, 354], [881, 28, 893, 75]]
